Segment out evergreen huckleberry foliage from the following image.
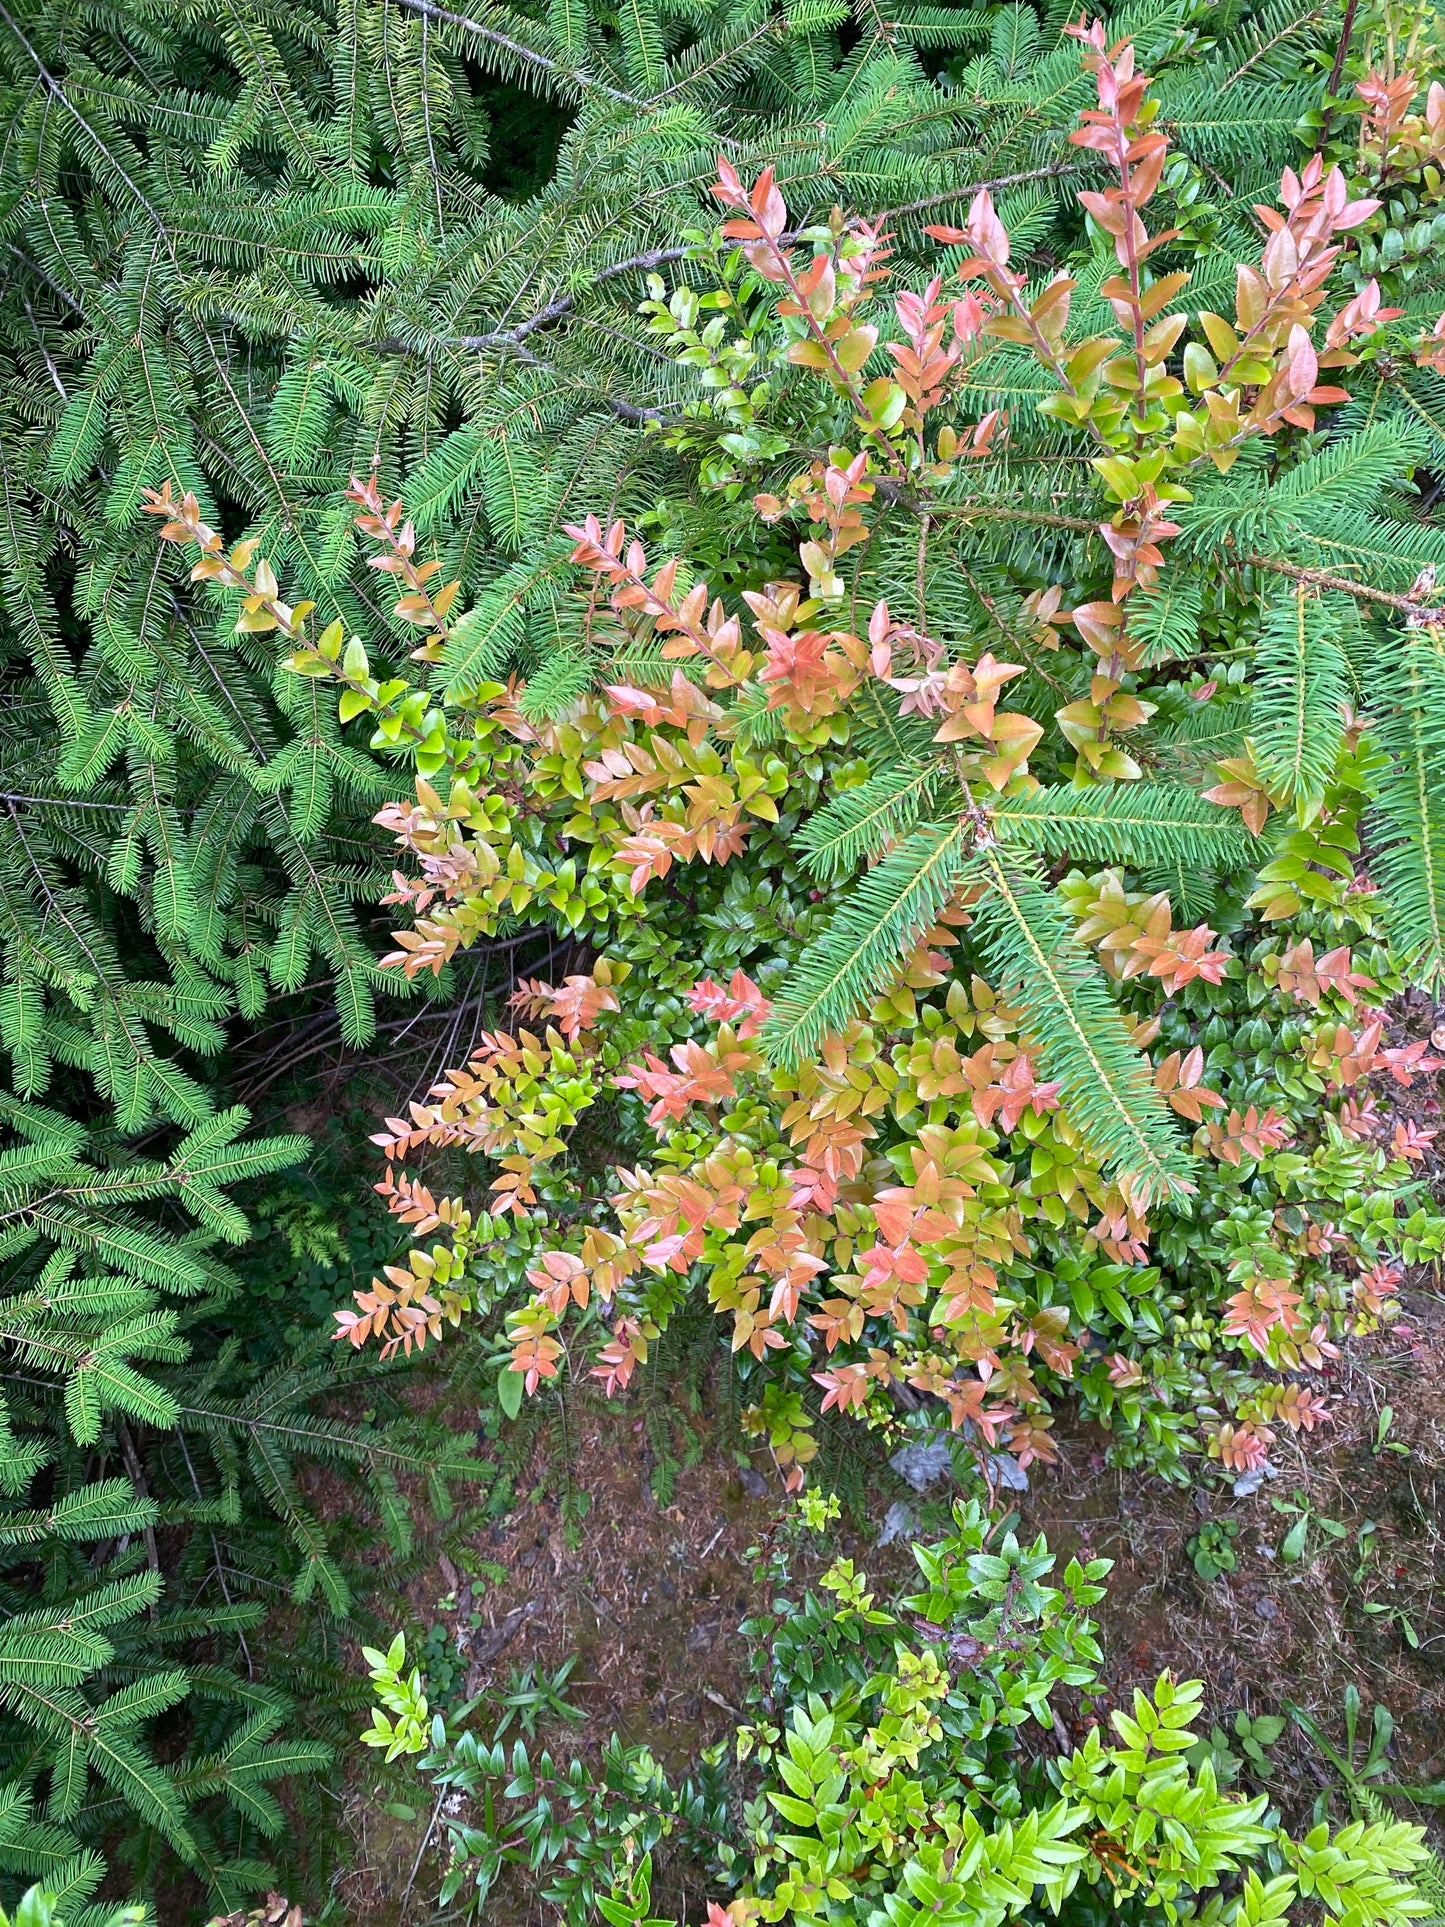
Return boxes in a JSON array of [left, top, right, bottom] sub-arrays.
[[147, 19, 1445, 1501]]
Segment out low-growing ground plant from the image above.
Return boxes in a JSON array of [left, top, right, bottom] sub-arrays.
[[357, 1498, 1439, 1925]]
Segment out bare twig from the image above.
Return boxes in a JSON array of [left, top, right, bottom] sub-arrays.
[[1317, 0, 1361, 151], [1241, 552, 1430, 614], [398, 1788, 446, 1921], [116, 1420, 161, 1594]]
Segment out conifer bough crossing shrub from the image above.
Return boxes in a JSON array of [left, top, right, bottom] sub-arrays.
[[148, 18, 1445, 1493]]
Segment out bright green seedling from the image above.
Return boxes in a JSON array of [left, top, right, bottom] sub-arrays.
[[361, 1633, 436, 1761], [1273, 1490, 1350, 1562], [489, 1658, 586, 1739], [1188, 1517, 1241, 1581], [1361, 1601, 1422, 1650], [1373, 1406, 1411, 1456], [1291, 1687, 1445, 1810]]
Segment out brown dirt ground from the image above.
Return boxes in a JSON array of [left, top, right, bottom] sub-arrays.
[[1021, 1284, 1445, 1799], [333, 1413, 778, 1922]]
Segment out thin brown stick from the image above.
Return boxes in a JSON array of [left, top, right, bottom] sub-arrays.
[[926, 500, 1435, 618], [869, 158, 1096, 227], [1316, 0, 1361, 151], [931, 502, 1097, 534], [1240, 552, 1429, 614], [116, 1422, 161, 1592]]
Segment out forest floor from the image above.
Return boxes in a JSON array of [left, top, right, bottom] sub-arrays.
[[335, 1278, 1445, 1923]]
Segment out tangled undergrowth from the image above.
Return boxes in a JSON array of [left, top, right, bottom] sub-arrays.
[[11, 0, 1445, 1919]]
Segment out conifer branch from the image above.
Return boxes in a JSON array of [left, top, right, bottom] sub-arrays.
[[989, 784, 1255, 867], [1249, 584, 1350, 803], [382, 0, 648, 104], [762, 821, 969, 1068], [1369, 630, 1445, 987], [966, 848, 1193, 1202]]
